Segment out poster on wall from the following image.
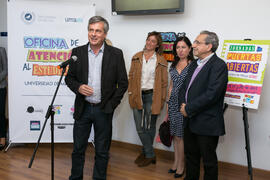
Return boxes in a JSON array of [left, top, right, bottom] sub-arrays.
[[8, 1, 95, 143], [221, 40, 270, 109], [160, 32, 185, 62]]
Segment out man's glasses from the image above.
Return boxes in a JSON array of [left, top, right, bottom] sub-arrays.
[[193, 40, 207, 45]]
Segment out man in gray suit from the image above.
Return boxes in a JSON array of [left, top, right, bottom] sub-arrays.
[[0, 47, 7, 150]]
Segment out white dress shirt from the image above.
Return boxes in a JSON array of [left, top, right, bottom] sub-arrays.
[[85, 43, 104, 103], [141, 52, 157, 90]]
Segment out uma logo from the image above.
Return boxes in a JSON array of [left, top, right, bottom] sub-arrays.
[[21, 11, 35, 24], [65, 17, 83, 23]]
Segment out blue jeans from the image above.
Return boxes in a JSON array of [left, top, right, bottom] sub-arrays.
[[133, 93, 157, 158], [0, 88, 6, 138], [69, 103, 113, 180]]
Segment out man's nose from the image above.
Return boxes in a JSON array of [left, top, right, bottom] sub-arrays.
[[91, 30, 97, 36]]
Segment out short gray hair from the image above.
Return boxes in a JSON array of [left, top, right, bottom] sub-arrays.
[[88, 16, 109, 33], [200, 30, 219, 52]]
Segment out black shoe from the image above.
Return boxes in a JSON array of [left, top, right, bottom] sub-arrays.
[[0, 144, 5, 151], [168, 168, 177, 173], [174, 170, 184, 178]]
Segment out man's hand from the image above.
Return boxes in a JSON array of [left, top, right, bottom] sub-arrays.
[[78, 84, 93, 96], [180, 103, 188, 117]]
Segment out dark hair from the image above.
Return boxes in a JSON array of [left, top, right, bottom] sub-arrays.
[[88, 16, 109, 33], [200, 30, 219, 52], [171, 36, 194, 68], [145, 31, 163, 55]]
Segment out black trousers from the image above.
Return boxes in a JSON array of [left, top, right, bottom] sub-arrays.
[[0, 88, 6, 138], [69, 103, 113, 180], [184, 126, 219, 180]]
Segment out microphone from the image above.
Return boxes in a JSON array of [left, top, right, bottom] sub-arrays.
[[57, 56, 78, 69]]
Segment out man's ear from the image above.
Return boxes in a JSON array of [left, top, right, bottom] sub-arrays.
[[207, 44, 213, 52]]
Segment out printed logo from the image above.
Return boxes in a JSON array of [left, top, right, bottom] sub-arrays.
[[70, 105, 75, 115], [21, 11, 36, 24], [53, 105, 62, 115], [243, 95, 254, 104], [26, 106, 43, 113], [256, 46, 263, 52], [225, 93, 241, 99], [30, 121, 40, 131], [57, 125, 66, 129], [65, 17, 83, 23]]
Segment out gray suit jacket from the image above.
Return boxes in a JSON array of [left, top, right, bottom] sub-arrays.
[[0, 47, 7, 88]]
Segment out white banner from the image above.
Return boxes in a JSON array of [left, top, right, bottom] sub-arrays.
[[8, 1, 95, 143]]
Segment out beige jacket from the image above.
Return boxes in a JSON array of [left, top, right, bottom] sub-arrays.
[[128, 51, 168, 115]]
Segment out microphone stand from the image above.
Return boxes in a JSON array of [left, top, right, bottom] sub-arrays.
[[28, 66, 67, 180]]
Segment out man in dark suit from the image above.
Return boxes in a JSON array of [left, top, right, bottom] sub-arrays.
[[65, 16, 128, 180], [180, 31, 228, 180], [0, 47, 8, 150]]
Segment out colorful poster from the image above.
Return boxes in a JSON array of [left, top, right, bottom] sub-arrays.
[[161, 32, 185, 62], [221, 40, 270, 109], [8, 1, 95, 143]]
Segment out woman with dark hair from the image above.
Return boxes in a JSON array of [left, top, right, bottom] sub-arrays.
[[167, 36, 194, 178], [128, 31, 168, 167]]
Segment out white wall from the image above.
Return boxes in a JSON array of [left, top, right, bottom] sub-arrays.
[[91, 0, 270, 171], [1, 0, 270, 171]]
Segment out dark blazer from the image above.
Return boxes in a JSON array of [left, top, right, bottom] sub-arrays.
[[0, 47, 8, 88], [179, 54, 228, 136], [65, 42, 128, 120]]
